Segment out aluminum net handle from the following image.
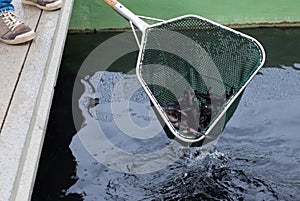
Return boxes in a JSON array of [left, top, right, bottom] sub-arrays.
[[103, 0, 148, 32]]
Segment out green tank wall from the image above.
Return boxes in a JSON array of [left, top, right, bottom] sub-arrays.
[[69, 0, 300, 30]]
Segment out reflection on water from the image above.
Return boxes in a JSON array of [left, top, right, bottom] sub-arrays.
[[66, 65, 300, 200], [72, 71, 193, 174]]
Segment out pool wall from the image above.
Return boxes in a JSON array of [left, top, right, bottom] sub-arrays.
[[69, 0, 300, 31]]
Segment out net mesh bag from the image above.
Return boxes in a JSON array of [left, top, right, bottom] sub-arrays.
[[137, 16, 264, 141]]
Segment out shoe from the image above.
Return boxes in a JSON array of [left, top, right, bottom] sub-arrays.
[[0, 11, 36, 45], [22, 0, 63, 11]]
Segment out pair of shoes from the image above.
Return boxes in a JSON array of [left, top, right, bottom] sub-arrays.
[[22, 0, 63, 11], [0, 0, 63, 45]]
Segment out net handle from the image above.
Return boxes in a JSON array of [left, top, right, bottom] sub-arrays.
[[103, 0, 117, 7], [102, 0, 149, 32]]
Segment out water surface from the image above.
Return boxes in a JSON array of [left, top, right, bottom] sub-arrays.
[[32, 28, 300, 201]]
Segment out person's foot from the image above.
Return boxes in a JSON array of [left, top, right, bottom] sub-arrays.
[[0, 11, 36, 45], [22, 0, 63, 11]]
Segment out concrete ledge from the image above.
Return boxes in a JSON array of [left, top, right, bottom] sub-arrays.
[[0, 0, 73, 200]]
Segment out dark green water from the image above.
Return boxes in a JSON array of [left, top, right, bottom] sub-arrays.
[[32, 28, 300, 201]]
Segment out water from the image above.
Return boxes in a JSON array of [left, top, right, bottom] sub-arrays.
[[32, 28, 300, 201]]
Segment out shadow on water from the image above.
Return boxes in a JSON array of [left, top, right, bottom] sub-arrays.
[[32, 29, 300, 201]]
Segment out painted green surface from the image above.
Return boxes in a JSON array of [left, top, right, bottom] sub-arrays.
[[69, 0, 300, 30]]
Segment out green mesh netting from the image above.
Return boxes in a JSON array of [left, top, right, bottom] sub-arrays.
[[137, 16, 264, 141]]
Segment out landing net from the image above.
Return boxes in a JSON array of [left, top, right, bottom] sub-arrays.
[[137, 16, 264, 142]]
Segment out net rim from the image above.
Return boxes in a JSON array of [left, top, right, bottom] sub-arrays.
[[134, 14, 266, 143]]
